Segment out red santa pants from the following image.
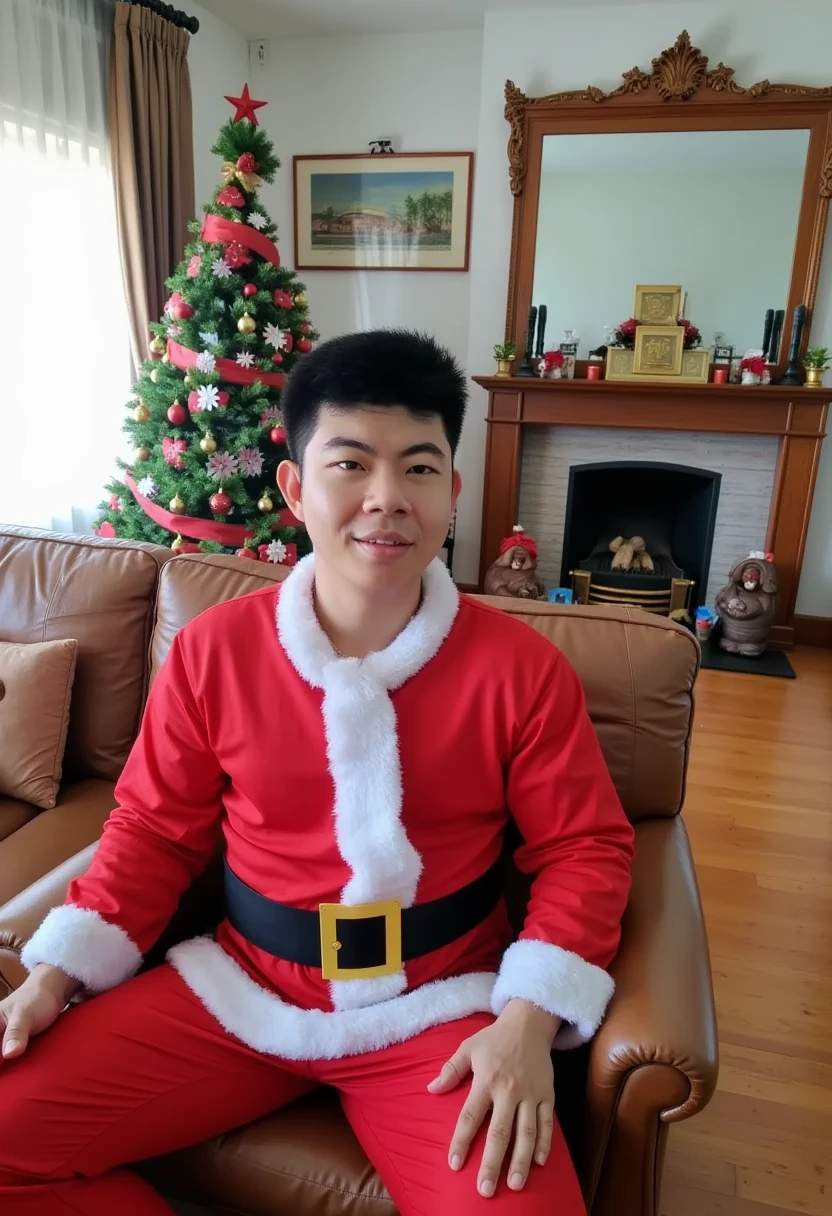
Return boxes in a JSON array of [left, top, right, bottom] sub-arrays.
[[0, 964, 585, 1216]]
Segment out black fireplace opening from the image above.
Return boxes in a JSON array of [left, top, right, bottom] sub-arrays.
[[559, 461, 721, 614]]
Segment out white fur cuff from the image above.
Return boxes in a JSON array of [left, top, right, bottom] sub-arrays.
[[21, 905, 143, 994], [491, 938, 615, 1048]]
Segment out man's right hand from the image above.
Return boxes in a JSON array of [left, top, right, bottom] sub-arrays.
[[0, 964, 81, 1061]]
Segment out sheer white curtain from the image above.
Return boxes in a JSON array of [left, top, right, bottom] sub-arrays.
[[0, 0, 130, 532]]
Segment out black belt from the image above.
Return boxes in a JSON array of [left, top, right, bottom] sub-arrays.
[[223, 858, 502, 981]]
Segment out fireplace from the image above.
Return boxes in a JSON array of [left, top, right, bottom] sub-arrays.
[[560, 461, 721, 617]]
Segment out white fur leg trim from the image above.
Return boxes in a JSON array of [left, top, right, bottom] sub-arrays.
[[21, 905, 142, 994], [168, 937, 495, 1061], [491, 939, 615, 1047]]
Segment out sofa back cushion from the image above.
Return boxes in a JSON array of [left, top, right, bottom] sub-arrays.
[[152, 557, 698, 822], [0, 526, 169, 782], [0, 638, 78, 809]]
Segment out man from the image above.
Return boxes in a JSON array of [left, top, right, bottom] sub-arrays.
[[0, 330, 634, 1215]]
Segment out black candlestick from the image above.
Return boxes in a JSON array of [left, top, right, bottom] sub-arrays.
[[761, 309, 774, 360], [779, 304, 807, 385], [768, 309, 785, 365], [516, 306, 537, 377], [534, 305, 548, 358]]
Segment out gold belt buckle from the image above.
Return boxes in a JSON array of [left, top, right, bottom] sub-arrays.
[[318, 899, 402, 981]]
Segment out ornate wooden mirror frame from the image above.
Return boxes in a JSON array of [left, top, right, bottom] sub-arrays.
[[474, 33, 832, 646], [503, 30, 832, 366]]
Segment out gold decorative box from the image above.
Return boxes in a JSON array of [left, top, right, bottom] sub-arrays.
[[605, 346, 710, 384]]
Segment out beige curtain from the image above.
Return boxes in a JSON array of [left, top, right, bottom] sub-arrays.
[[109, 2, 195, 371]]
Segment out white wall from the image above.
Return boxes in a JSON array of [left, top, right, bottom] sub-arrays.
[[187, 2, 250, 207], [466, 0, 832, 614], [534, 165, 803, 358]]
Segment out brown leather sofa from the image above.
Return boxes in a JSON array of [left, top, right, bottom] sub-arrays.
[[0, 532, 718, 1216]]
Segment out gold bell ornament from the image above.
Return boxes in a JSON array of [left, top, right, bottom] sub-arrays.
[[169, 494, 186, 514], [199, 433, 217, 454], [135, 446, 151, 461], [294, 291, 308, 309], [134, 403, 150, 423], [149, 335, 167, 357], [184, 373, 193, 387], [257, 492, 274, 513], [237, 312, 257, 334]]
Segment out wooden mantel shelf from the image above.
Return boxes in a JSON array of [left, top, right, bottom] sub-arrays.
[[472, 374, 830, 648]]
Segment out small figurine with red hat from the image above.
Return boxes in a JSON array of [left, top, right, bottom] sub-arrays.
[[484, 524, 546, 599]]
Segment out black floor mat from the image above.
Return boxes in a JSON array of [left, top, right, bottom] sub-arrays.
[[699, 639, 796, 678]]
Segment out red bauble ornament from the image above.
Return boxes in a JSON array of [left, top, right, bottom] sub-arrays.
[[167, 402, 187, 424], [270, 426, 287, 444], [243, 283, 257, 298], [172, 299, 194, 320], [187, 254, 201, 278], [274, 289, 293, 309], [217, 185, 245, 208], [270, 352, 283, 365], [297, 337, 313, 353], [188, 390, 201, 413], [209, 491, 232, 515], [236, 546, 259, 560], [108, 494, 122, 510], [96, 521, 117, 538], [216, 390, 230, 407], [300, 321, 310, 334]]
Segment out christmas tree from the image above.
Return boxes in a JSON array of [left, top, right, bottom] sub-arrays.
[[95, 84, 317, 564]]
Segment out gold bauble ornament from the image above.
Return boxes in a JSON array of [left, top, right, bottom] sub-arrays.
[[199, 433, 217, 454], [169, 494, 186, 514], [171, 534, 185, 553], [294, 291, 308, 308], [184, 373, 193, 387], [162, 353, 170, 363], [135, 446, 151, 461], [257, 493, 274, 513], [150, 368, 160, 383], [134, 404, 150, 423], [149, 335, 166, 356], [237, 312, 256, 334]]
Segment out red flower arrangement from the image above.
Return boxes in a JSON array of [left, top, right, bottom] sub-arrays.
[[739, 355, 766, 377], [614, 317, 702, 350], [539, 349, 565, 374]]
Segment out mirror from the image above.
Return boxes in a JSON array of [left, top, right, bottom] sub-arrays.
[[532, 128, 811, 361]]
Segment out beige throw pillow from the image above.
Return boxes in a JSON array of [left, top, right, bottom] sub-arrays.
[[0, 639, 78, 809]]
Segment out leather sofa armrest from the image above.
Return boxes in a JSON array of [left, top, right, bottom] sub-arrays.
[[0, 843, 98, 991], [579, 816, 718, 1216]]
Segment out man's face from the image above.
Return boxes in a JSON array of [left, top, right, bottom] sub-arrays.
[[277, 404, 462, 593]]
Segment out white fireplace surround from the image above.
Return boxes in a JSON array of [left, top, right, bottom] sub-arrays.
[[518, 427, 779, 609]]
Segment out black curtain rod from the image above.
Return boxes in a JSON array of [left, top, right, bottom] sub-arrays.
[[128, 0, 200, 34]]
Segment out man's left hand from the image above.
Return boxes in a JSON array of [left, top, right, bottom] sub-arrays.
[[427, 999, 561, 1198]]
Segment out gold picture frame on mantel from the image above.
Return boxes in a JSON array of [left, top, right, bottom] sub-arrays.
[[606, 346, 710, 383], [633, 324, 684, 375], [633, 284, 682, 325]]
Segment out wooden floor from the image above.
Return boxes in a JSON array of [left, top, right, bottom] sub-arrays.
[[660, 646, 832, 1216]]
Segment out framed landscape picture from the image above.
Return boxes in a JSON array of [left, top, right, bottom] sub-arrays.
[[293, 152, 474, 271]]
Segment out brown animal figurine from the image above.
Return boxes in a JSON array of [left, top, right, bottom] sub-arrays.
[[714, 552, 778, 656], [609, 535, 655, 573], [484, 525, 546, 600]]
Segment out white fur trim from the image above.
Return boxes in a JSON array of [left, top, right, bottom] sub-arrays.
[[275, 554, 459, 1011], [491, 939, 615, 1048], [168, 936, 495, 1060], [21, 905, 142, 994]]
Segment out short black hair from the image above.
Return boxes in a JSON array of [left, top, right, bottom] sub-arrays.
[[281, 329, 468, 465]]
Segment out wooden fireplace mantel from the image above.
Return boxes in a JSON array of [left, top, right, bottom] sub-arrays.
[[473, 375, 830, 647]]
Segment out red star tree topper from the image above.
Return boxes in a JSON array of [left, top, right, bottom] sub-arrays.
[[223, 83, 267, 125]]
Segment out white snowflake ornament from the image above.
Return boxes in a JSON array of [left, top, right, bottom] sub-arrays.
[[236, 447, 264, 477], [235, 351, 255, 369], [199, 330, 220, 347], [265, 539, 287, 564], [263, 323, 289, 351], [207, 451, 238, 480], [211, 257, 231, 278], [137, 477, 158, 498], [196, 350, 217, 373], [248, 211, 267, 231], [197, 384, 221, 412]]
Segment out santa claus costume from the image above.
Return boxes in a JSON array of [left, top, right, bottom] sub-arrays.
[[0, 553, 634, 1215]]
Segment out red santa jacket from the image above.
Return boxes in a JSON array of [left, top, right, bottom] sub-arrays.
[[22, 556, 634, 1060]]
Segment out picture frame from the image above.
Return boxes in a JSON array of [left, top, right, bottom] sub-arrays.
[[633, 324, 685, 375], [632, 284, 682, 325], [293, 152, 474, 271]]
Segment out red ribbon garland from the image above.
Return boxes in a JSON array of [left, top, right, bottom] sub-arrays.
[[201, 213, 281, 267], [166, 338, 286, 388], [124, 472, 298, 546]]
